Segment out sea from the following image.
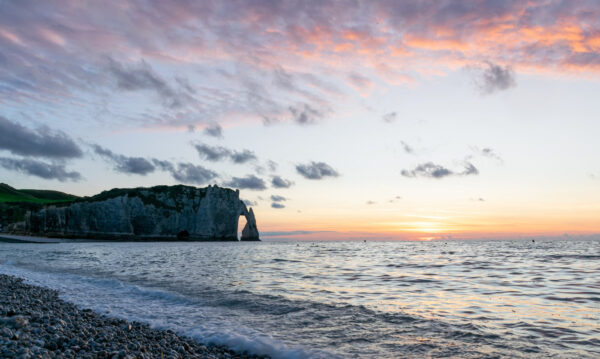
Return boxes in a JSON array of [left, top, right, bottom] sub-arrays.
[[0, 238, 598, 358]]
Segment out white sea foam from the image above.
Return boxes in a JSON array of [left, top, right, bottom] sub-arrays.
[[0, 263, 338, 359]]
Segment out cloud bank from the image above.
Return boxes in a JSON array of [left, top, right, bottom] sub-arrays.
[[0, 117, 83, 159], [0, 157, 82, 182]]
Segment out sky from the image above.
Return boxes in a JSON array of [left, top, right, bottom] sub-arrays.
[[1, 0, 599, 240]]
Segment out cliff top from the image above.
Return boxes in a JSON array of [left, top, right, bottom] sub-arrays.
[[0, 183, 79, 204]]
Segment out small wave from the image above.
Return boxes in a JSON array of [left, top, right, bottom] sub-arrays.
[[545, 254, 600, 260], [0, 263, 339, 359]]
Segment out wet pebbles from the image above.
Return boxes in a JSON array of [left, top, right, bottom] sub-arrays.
[[0, 274, 269, 359]]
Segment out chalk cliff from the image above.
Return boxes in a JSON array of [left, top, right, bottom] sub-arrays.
[[24, 185, 260, 241]]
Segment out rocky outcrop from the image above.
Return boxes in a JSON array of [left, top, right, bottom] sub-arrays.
[[24, 185, 259, 241]]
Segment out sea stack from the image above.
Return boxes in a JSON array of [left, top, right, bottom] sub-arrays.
[[23, 185, 260, 241]]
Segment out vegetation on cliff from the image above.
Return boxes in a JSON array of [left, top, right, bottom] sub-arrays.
[[0, 183, 78, 204]]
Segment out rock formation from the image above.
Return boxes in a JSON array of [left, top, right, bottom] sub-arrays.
[[24, 185, 260, 241]]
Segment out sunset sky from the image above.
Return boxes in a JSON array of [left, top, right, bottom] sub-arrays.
[[1, 1, 599, 240]]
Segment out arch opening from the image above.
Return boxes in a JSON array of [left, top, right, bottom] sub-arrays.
[[237, 214, 247, 241]]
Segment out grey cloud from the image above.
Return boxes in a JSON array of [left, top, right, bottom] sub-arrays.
[[225, 175, 267, 190], [187, 124, 196, 133], [0, 116, 83, 159], [401, 161, 479, 179], [0, 157, 82, 182], [472, 147, 503, 163], [271, 176, 294, 188], [347, 72, 373, 91], [382, 112, 397, 123], [273, 66, 297, 92], [366, 200, 376, 205], [195, 144, 257, 164], [271, 202, 285, 209], [461, 161, 479, 176], [203, 123, 223, 138], [106, 57, 193, 108], [296, 161, 340, 180], [194, 144, 231, 162], [271, 195, 287, 202], [389, 195, 402, 203], [401, 163, 452, 178], [152, 159, 175, 172], [243, 199, 258, 206], [93, 145, 155, 175], [475, 61, 516, 95], [267, 160, 278, 172], [230, 150, 257, 164], [151, 158, 217, 184], [400, 141, 414, 154], [170, 163, 218, 185], [289, 104, 324, 125]]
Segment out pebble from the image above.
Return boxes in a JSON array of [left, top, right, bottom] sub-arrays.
[[0, 274, 270, 359]]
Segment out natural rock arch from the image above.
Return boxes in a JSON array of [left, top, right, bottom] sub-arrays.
[[238, 206, 259, 241]]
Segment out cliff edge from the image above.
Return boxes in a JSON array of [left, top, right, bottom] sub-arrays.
[[23, 184, 259, 241]]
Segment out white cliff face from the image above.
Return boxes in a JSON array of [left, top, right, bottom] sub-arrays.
[[25, 185, 259, 241]]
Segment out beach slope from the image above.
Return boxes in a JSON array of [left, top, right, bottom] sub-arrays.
[[0, 274, 268, 359]]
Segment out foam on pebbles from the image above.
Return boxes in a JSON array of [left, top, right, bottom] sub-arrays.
[[0, 274, 270, 359]]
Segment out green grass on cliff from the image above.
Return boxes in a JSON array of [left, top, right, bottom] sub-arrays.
[[0, 183, 78, 204]]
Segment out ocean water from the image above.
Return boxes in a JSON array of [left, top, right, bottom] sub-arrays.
[[0, 239, 598, 358]]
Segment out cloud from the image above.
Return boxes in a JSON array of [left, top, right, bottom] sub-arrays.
[[296, 162, 340, 180], [389, 195, 402, 203], [400, 141, 414, 154], [93, 145, 155, 175], [267, 160, 278, 172], [0, 116, 83, 159], [0, 157, 82, 182], [151, 159, 217, 185], [461, 162, 479, 176], [243, 199, 258, 206], [194, 144, 256, 164], [473, 61, 516, 95], [151, 159, 174, 172], [271, 195, 287, 202], [106, 57, 193, 108], [472, 146, 503, 163], [194, 144, 231, 162], [230, 150, 257, 164], [271, 176, 294, 188], [203, 123, 223, 138], [2, 1, 599, 130], [401, 161, 479, 179], [347, 72, 375, 95], [382, 112, 397, 123], [289, 104, 324, 125], [224, 175, 267, 190], [366, 200, 376, 205], [271, 202, 285, 209], [401, 163, 452, 178], [170, 163, 218, 185], [296, 161, 340, 180]]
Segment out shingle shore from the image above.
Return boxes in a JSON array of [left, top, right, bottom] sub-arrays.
[[0, 274, 270, 359]]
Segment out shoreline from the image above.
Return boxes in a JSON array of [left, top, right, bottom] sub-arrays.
[[0, 234, 257, 244], [0, 274, 270, 359]]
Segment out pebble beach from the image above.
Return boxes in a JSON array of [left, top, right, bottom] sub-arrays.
[[0, 274, 269, 359]]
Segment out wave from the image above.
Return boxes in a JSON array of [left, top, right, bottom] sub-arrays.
[[0, 263, 340, 359]]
